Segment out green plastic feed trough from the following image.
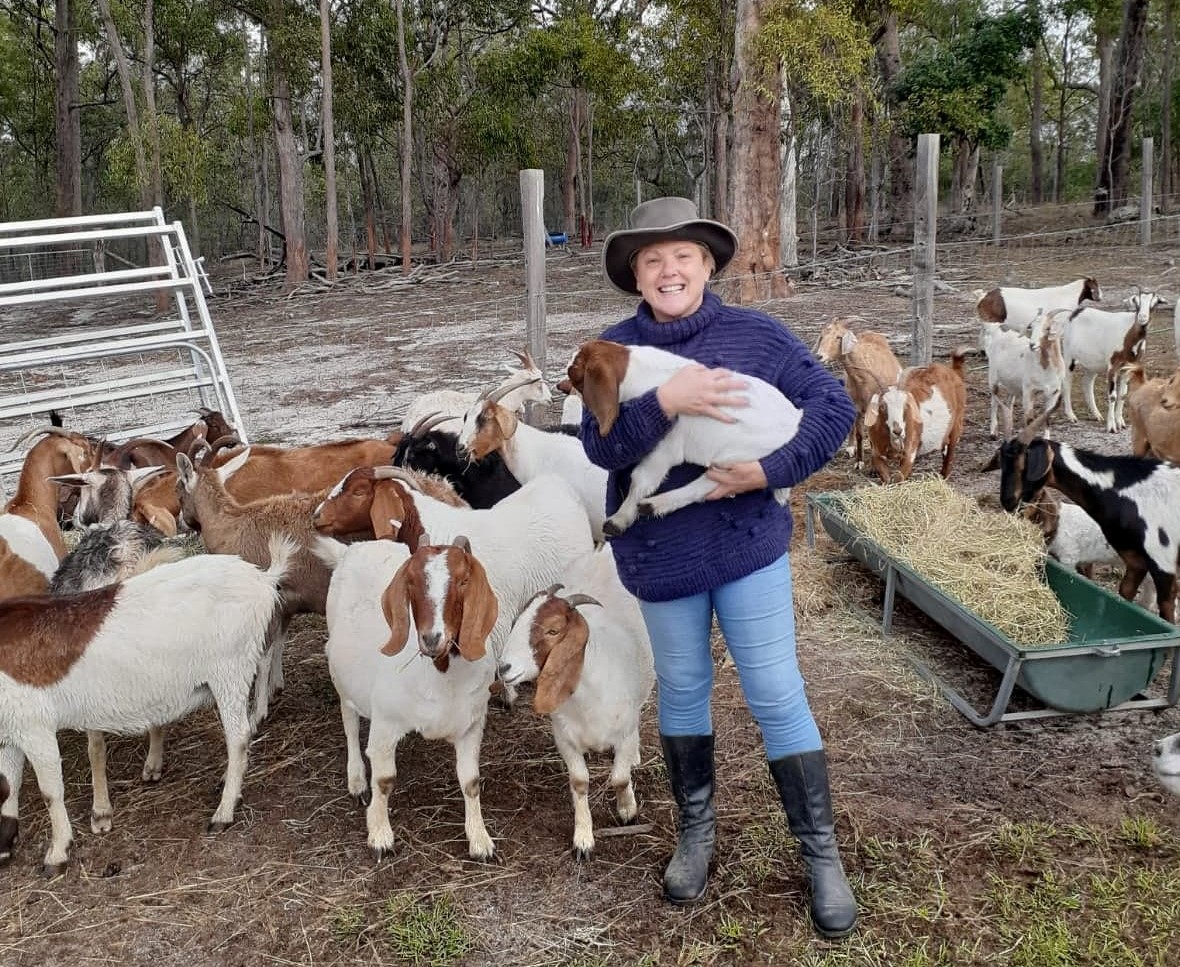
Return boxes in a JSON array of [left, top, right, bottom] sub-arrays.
[[804, 492, 1180, 727]]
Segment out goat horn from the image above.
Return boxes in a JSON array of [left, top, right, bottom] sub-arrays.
[[408, 412, 453, 436], [486, 373, 541, 406], [372, 466, 424, 491], [545, 583, 564, 595], [510, 348, 538, 370], [1017, 398, 1059, 444], [564, 594, 602, 609], [205, 433, 242, 454], [9, 425, 82, 450]]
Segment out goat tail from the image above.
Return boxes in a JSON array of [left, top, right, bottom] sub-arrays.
[[263, 534, 298, 587], [949, 346, 969, 377]]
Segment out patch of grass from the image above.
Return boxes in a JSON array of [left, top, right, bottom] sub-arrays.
[[382, 892, 474, 966], [796, 935, 966, 967], [1118, 815, 1167, 849], [857, 832, 948, 923], [730, 820, 794, 884], [990, 820, 1056, 866], [329, 903, 365, 943]]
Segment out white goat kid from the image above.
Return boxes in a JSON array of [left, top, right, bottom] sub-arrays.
[[568, 340, 801, 536], [1060, 291, 1163, 431], [499, 546, 654, 859], [1154, 732, 1180, 797]]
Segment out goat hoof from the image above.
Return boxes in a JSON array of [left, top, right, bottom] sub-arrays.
[[352, 790, 372, 808], [91, 811, 113, 834], [370, 845, 393, 863], [142, 767, 163, 783], [42, 861, 68, 878], [573, 845, 594, 863], [602, 519, 626, 538], [206, 819, 233, 834]]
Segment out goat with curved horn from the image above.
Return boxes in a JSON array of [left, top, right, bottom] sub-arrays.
[[564, 593, 602, 609], [485, 373, 543, 406], [9, 426, 87, 451], [408, 412, 454, 437]]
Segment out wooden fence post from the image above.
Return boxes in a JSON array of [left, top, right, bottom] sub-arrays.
[[911, 134, 939, 366], [992, 163, 1003, 243], [1141, 137, 1154, 246], [520, 169, 547, 425]]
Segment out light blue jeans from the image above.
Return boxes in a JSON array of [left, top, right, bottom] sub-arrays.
[[638, 555, 822, 759]]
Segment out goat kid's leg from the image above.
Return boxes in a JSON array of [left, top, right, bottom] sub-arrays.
[[364, 722, 399, 859], [553, 731, 595, 860], [611, 728, 642, 825], [340, 700, 369, 804], [640, 475, 717, 520], [853, 423, 865, 471], [0, 745, 25, 866], [1082, 373, 1103, 423], [86, 731, 113, 834], [142, 726, 165, 782], [1061, 372, 1079, 422], [268, 623, 287, 698], [1105, 372, 1120, 433], [604, 452, 674, 536], [454, 722, 495, 861], [207, 687, 252, 833], [24, 734, 71, 874]]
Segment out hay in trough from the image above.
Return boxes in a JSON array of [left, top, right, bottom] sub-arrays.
[[834, 476, 1070, 645]]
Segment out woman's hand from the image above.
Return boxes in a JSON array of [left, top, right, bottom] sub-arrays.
[[705, 461, 768, 500], [656, 364, 749, 422]]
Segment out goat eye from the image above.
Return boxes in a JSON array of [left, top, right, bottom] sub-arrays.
[[426, 442, 436, 451], [545, 628, 558, 636]]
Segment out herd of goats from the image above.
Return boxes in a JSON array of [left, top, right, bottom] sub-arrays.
[[0, 293, 1179, 877]]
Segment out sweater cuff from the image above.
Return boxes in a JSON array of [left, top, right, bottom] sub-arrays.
[[760, 446, 805, 490]]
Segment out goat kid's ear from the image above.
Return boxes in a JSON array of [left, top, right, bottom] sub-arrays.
[[839, 330, 857, 355], [533, 610, 590, 715], [216, 446, 251, 485], [863, 394, 880, 428], [379, 561, 413, 656], [576, 351, 623, 436], [175, 452, 197, 491], [457, 554, 498, 662]]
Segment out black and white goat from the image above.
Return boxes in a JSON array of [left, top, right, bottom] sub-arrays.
[[998, 423, 1180, 622], [392, 418, 521, 509]]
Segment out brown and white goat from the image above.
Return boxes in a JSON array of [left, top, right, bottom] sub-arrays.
[[813, 316, 903, 468], [319, 536, 500, 860], [863, 349, 968, 483]]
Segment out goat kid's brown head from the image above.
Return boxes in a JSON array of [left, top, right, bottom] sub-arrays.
[[502, 589, 602, 715], [379, 536, 499, 669], [567, 340, 630, 436], [813, 317, 862, 363]]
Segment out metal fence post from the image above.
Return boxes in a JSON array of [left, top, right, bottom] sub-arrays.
[[1141, 137, 1154, 246], [520, 169, 547, 425], [911, 134, 939, 366]]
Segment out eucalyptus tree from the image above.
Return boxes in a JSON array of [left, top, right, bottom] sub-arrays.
[[1095, 0, 1149, 212]]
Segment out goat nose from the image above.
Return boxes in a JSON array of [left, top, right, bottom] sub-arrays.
[[420, 630, 442, 653], [498, 662, 512, 677]]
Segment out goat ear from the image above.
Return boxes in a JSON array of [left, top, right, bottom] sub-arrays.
[[533, 609, 590, 715], [839, 330, 857, 355], [1024, 439, 1053, 488], [216, 446, 251, 485], [370, 482, 406, 541], [580, 356, 622, 436], [905, 394, 921, 424], [493, 405, 518, 440], [980, 448, 1001, 472], [863, 395, 880, 428], [379, 560, 413, 656], [175, 452, 197, 491], [457, 553, 498, 662]]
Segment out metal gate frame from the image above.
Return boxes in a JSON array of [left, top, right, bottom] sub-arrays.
[[0, 208, 248, 497]]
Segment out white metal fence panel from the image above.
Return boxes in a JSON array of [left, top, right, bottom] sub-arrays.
[[0, 208, 247, 498]]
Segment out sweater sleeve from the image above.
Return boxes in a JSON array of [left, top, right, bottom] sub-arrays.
[[580, 388, 675, 471], [758, 331, 856, 489]]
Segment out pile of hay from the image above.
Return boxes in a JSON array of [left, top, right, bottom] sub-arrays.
[[834, 476, 1070, 645]]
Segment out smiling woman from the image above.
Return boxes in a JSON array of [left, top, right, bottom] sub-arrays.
[[578, 196, 858, 937]]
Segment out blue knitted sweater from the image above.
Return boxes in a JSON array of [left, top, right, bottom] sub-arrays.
[[580, 290, 855, 602]]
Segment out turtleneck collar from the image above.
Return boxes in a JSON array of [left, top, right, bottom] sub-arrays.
[[634, 289, 722, 345]]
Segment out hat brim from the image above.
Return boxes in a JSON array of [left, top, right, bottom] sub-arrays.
[[601, 221, 738, 296]]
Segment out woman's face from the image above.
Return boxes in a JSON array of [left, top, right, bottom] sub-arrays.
[[632, 240, 714, 322]]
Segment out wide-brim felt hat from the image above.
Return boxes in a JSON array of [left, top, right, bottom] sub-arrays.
[[602, 196, 739, 296]]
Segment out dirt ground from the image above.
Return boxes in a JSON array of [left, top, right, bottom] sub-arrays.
[[2, 227, 1180, 966]]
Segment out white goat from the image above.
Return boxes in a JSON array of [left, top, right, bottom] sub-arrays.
[[1060, 292, 1163, 431], [0, 536, 292, 873], [975, 277, 1101, 333], [316, 536, 500, 860], [457, 399, 609, 540], [566, 340, 801, 536], [499, 546, 654, 859], [400, 350, 551, 432], [978, 319, 1034, 439], [1153, 732, 1180, 797]]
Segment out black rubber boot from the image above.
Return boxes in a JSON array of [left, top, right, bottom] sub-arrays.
[[659, 733, 716, 904], [769, 750, 858, 938]]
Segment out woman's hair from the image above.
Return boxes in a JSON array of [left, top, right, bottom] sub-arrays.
[[629, 240, 716, 275]]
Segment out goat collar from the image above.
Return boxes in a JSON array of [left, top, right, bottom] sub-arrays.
[[634, 289, 721, 345]]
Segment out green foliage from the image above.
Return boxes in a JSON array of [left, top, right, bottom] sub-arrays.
[[893, 6, 1042, 149], [757, 0, 875, 111], [382, 893, 474, 966]]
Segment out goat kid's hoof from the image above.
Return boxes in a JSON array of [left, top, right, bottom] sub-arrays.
[[206, 819, 234, 834], [91, 811, 113, 834], [602, 518, 627, 538], [573, 844, 594, 863], [42, 861, 68, 879], [351, 790, 372, 808], [370, 845, 394, 863], [142, 766, 163, 783]]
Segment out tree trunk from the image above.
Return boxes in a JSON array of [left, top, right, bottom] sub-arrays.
[[53, 0, 81, 219], [95, 0, 148, 198], [1163, 0, 1176, 212], [845, 86, 866, 242], [395, 0, 414, 273], [730, 0, 786, 302], [320, 0, 338, 281], [780, 82, 797, 267], [245, 37, 268, 267], [1093, 29, 1115, 211], [272, 63, 308, 283], [875, 13, 911, 239], [359, 146, 377, 269], [1055, 15, 1073, 203], [1029, 41, 1044, 204], [1097, 0, 1151, 213], [563, 91, 579, 238]]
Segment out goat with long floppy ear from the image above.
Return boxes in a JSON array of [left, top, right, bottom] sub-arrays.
[[567, 342, 628, 435], [533, 594, 602, 715]]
